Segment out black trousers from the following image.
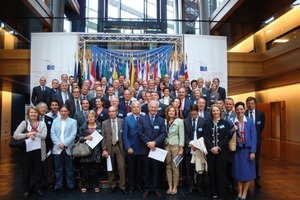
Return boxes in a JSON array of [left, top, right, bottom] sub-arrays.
[[142, 155, 162, 192], [207, 150, 227, 198], [256, 145, 261, 179], [126, 154, 143, 188], [20, 149, 43, 192], [185, 153, 204, 189], [80, 162, 100, 188], [42, 154, 55, 188]]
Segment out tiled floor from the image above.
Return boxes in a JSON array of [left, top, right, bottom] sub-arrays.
[[1, 139, 300, 200]]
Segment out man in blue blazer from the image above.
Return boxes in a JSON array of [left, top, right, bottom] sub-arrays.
[[178, 87, 193, 118], [52, 81, 71, 106], [245, 96, 265, 188], [184, 104, 206, 196], [212, 78, 226, 101], [138, 100, 167, 197], [141, 91, 167, 118], [122, 101, 144, 193]]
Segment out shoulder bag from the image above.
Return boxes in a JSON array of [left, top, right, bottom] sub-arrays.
[[72, 141, 91, 157]]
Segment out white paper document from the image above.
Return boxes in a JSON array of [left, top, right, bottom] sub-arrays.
[[173, 154, 184, 168], [148, 147, 168, 162], [52, 144, 63, 155], [85, 130, 103, 149], [25, 137, 41, 152], [106, 155, 113, 171]]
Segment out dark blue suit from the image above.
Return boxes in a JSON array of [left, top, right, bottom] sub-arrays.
[[138, 114, 167, 192], [141, 102, 167, 119], [245, 109, 265, 180], [181, 98, 193, 118], [122, 115, 143, 189], [31, 85, 51, 106]]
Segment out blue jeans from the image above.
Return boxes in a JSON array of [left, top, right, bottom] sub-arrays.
[[53, 149, 74, 189]]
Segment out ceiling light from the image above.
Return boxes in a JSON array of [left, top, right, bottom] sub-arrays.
[[273, 39, 289, 43], [264, 17, 274, 24]]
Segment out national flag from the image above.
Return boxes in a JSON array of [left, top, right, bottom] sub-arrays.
[[146, 54, 150, 81], [153, 59, 157, 79], [113, 61, 118, 79], [138, 57, 142, 80], [125, 54, 129, 79], [130, 55, 135, 86], [77, 61, 83, 88], [170, 59, 174, 84], [90, 59, 96, 88], [184, 54, 189, 79], [95, 57, 100, 81], [73, 60, 77, 81], [179, 59, 185, 76], [142, 57, 147, 81], [87, 59, 91, 80], [157, 55, 161, 78]]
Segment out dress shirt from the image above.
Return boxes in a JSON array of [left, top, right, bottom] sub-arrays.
[[111, 118, 119, 143], [60, 120, 66, 143]]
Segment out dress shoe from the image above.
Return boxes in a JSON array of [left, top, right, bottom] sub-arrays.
[[23, 192, 29, 199], [109, 187, 117, 193], [255, 179, 262, 189], [120, 188, 128, 194], [36, 190, 44, 196], [185, 188, 193, 195], [155, 191, 162, 198], [142, 191, 149, 198], [197, 188, 204, 196]]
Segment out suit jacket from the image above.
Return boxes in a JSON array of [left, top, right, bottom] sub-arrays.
[[119, 100, 132, 114], [74, 110, 88, 131], [165, 118, 185, 146], [181, 97, 193, 118], [138, 114, 167, 155], [141, 102, 167, 118], [245, 109, 265, 147], [184, 116, 206, 154], [203, 119, 230, 151], [87, 90, 97, 100], [90, 95, 110, 109], [199, 110, 211, 121], [65, 98, 80, 118], [164, 83, 175, 91], [43, 115, 54, 151], [221, 110, 236, 122], [50, 117, 77, 155], [217, 86, 226, 101], [101, 118, 125, 156], [52, 91, 72, 106], [31, 85, 51, 106], [49, 88, 59, 101], [122, 115, 143, 155], [233, 116, 257, 152]]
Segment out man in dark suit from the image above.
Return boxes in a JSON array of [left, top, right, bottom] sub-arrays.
[[196, 98, 210, 121], [37, 102, 54, 189], [52, 81, 71, 106], [119, 90, 132, 115], [122, 101, 144, 193], [178, 87, 193, 118], [65, 87, 82, 118], [49, 79, 60, 101], [197, 78, 210, 110], [31, 76, 51, 106], [212, 78, 226, 101], [138, 100, 167, 198], [112, 79, 124, 100], [141, 91, 167, 118], [90, 86, 109, 109], [163, 74, 175, 91], [73, 99, 90, 130], [184, 104, 206, 196], [245, 96, 265, 188], [102, 106, 127, 194], [222, 98, 236, 122]]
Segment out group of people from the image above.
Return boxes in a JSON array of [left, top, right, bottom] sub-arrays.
[[13, 73, 265, 200]]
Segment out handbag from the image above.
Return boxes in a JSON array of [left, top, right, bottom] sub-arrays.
[[9, 138, 26, 148], [228, 131, 237, 152], [72, 141, 91, 157], [9, 120, 28, 149]]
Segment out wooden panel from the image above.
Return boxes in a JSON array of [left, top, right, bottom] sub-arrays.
[[0, 49, 30, 59], [0, 60, 30, 75], [228, 62, 263, 77]]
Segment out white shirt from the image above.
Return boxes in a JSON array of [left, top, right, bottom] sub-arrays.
[[60, 120, 66, 143]]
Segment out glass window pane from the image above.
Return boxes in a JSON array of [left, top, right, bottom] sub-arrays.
[[121, 0, 144, 19]]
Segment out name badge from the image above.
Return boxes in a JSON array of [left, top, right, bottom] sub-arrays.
[[219, 125, 225, 129], [47, 121, 52, 125], [203, 94, 207, 97], [198, 128, 202, 131], [119, 113, 123, 117], [169, 128, 176, 132], [154, 126, 159, 129], [158, 107, 162, 110], [257, 121, 261, 125]]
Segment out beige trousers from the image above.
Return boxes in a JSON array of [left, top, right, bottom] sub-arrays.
[[165, 144, 180, 187]]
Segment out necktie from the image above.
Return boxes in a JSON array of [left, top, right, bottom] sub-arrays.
[[84, 111, 87, 119], [112, 119, 117, 145], [125, 102, 130, 113], [136, 116, 140, 122], [225, 113, 229, 121], [250, 111, 254, 120], [39, 116, 44, 122], [63, 92, 67, 103], [192, 118, 196, 140], [151, 115, 155, 125], [42, 86, 45, 91], [76, 99, 80, 112]]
